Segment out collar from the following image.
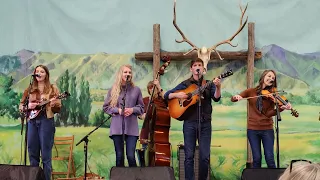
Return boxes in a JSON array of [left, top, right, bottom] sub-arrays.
[[189, 76, 204, 84]]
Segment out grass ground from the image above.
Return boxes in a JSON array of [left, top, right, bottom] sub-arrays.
[[0, 104, 319, 179]]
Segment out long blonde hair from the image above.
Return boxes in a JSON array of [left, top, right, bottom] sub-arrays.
[[279, 162, 320, 180], [108, 65, 134, 107]]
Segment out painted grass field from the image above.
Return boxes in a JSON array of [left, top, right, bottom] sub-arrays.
[[0, 104, 319, 179]]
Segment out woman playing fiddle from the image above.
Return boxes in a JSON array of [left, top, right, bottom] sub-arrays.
[[231, 69, 292, 168]]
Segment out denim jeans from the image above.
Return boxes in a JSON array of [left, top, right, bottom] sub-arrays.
[[27, 114, 55, 180], [247, 129, 276, 168], [183, 120, 211, 180], [111, 135, 138, 167]]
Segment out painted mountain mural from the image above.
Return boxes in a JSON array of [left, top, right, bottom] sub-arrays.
[[0, 45, 319, 97]]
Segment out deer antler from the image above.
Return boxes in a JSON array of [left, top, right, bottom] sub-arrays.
[[173, 0, 199, 56], [208, 2, 249, 60]]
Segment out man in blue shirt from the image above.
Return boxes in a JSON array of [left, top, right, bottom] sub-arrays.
[[164, 58, 221, 180]]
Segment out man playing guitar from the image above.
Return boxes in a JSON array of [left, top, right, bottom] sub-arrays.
[[164, 58, 221, 180]]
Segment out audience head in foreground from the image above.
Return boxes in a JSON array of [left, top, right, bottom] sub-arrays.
[[278, 159, 320, 180]]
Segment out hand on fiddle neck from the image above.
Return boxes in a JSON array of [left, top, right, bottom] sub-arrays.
[[280, 102, 292, 110], [232, 95, 243, 102]]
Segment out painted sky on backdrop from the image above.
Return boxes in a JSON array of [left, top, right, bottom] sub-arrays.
[[0, 0, 319, 55]]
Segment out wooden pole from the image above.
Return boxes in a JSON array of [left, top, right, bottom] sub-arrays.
[[246, 22, 255, 168], [153, 24, 161, 80]]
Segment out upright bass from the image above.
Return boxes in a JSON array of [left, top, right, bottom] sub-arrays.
[[138, 56, 171, 167]]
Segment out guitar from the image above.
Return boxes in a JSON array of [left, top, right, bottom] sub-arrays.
[[168, 70, 233, 120], [27, 91, 70, 120]]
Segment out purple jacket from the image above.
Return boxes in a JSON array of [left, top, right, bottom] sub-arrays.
[[103, 84, 144, 137]]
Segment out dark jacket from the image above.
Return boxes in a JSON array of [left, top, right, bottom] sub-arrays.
[[164, 76, 220, 121]]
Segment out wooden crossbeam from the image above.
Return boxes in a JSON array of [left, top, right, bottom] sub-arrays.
[[135, 50, 262, 61]]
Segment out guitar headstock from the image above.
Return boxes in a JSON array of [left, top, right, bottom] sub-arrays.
[[220, 69, 233, 79], [291, 109, 299, 117], [57, 91, 71, 100]]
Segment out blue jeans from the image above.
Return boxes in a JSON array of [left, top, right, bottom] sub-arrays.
[[247, 129, 276, 168], [183, 120, 211, 180], [111, 135, 138, 167], [27, 114, 55, 180]]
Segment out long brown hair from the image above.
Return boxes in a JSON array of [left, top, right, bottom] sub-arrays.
[[255, 69, 277, 93], [31, 65, 51, 94]]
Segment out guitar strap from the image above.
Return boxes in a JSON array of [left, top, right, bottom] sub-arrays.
[[42, 85, 53, 110], [202, 79, 207, 86]]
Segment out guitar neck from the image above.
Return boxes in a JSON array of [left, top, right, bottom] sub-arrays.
[[189, 72, 229, 97], [190, 79, 214, 96], [38, 100, 51, 107]]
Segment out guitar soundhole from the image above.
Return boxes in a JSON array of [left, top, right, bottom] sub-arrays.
[[182, 98, 192, 107]]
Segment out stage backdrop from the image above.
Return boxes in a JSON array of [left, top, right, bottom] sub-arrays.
[[0, 0, 319, 179]]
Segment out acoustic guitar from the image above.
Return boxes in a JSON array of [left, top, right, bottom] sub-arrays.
[[167, 70, 233, 120], [27, 91, 70, 120]]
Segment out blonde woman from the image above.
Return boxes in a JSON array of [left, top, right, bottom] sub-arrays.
[[278, 160, 320, 180], [19, 65, 61, 180], [103, 64, 144, 167]]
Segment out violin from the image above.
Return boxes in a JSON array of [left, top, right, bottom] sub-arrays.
[[261, 88, 299, 117]]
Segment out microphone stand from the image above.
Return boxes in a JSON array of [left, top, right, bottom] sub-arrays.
[[22, 76, 35, 165], [76, 114, 112, 180], [273, 93, 281, 168], [196, 70, 202, 179], [120, 77, 129, 166]]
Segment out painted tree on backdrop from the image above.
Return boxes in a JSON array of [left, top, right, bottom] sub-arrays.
[[57, 70, 70, 126], [0, 75, 21, 120], [78, 75, 92, 126], [57, 70, 92, 126], [0, 55, 21, 74]]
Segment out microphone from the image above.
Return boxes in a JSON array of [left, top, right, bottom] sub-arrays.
[[196, 69, 200, 74], [126, 75, 131, 81], [32, 74, 40, 77]]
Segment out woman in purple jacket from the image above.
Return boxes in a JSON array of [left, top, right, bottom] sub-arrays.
[[103, 64, 144, 167]]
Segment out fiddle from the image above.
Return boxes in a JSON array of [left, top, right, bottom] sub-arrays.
[[261, 88, 299, 117]]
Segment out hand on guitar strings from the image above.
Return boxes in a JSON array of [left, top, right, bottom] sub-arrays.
[[28, 102, 39, 109], [174, 92, 188, 99]]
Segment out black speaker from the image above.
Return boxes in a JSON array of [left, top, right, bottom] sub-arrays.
[[109, 166, 175, 180], [0, 164, 45, 180], [177, 145, 210, 180], [241, 168, 286, 180]]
